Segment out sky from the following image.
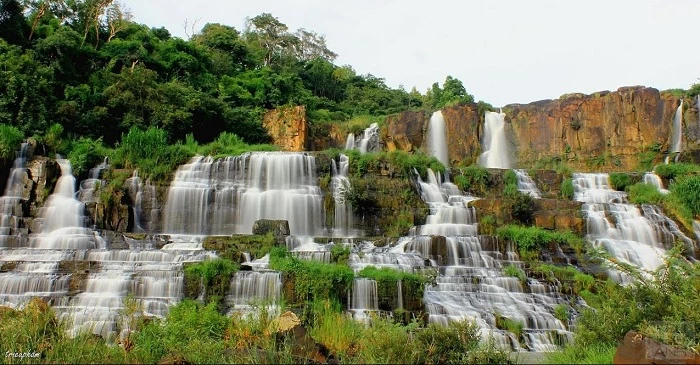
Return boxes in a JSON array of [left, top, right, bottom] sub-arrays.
[[122, 0, 699, 107]]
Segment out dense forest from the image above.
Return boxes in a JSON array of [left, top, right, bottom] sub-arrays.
[[0, 0, 483, 178]]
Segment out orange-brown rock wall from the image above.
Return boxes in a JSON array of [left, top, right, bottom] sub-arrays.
[[262, 106, 308, 152]]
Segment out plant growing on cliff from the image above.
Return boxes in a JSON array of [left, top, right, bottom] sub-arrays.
[[561, 178, 574, 200], [455, 165, 490, 195], [670, 175, 700, 218], [609, 172, 635, 191]]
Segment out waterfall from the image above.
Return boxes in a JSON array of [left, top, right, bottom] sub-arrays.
[[125, 170, 160, 233], [77, 157, 109, 203], [349, 278, 379, 323], [407, 168, 571, 351], [479, 111, 511, 169], [345, 133, 356, 150], [515, 170, 541, 198], [0, 142, 30, 247], [344, 123, 380, 154], [226, 271, 282, 315], [0, 157, 214, 339], [572, 173, 692, 283], [161, 152, 324, 236], [427, 111, 449, 167], [694, 220, 700, 242], [331, 154, 356, 237], [666, 100, 683, 163], [643, 172, 669, 195]]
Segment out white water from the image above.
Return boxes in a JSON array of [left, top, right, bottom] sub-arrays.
[[349, 278, 379, 323], [515, 170, 541, 198], [363, 168, 572, 351], [226, 270, 282, 316], [345, 123, 380, 154], [572, 173, 692, 283], [666, 100, 683, 163], [0, 143, 30, 248], [643, 172, 670, 195], [77, 157, 109, 203], [427, 111, 449, 167], [125, 170, 160, 233], [331, 154, 357, 237], [479, 111, 511, 169], [162, 152, 323, 236], [0, 159, 212, 339], [694, 220, 700, 242]]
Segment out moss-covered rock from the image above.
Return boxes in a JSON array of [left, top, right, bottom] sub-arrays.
[[202, 233, 278, 262], [347, 174, 428, 237], [252, 219, 290, 241]]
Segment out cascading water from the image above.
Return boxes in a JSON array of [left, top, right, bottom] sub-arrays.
[[643, 172, 669, 194], [0, 158, 212, 338], [427, 111, 449, 167], [77, 157, 109, 203], [161, 152, 323, 237], [344, 123, 380, 154], [409, 168, 571, 351], [666, 100, 683, 163], [349, 278, 379, 323], [515, 170, 541, 198], [479, 111, 511, 169], [330, 154, 356, 237], [694, 220, 700, 242], [226, 270, 282, 315], [572, 173, 692, 283], [0, 142, 30, 248], [125, 170, 160, 233]]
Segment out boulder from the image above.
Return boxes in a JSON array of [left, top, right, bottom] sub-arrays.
[[252, 219, 290, 238]]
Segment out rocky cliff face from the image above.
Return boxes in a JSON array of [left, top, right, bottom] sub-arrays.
[[381, 87, 700, 170], [262, 105, 308, 151], [504, 87, 697, 170]]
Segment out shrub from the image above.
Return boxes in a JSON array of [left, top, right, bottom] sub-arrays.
[[504, 169, 518, 187], [330, 243, 351, 264], [609, 172, 633, 191], [455, 165, 490, 195], [503, 264, 526, 283], [508, 191, 534, 225], [67, 137, 109, 176], [496, 225, 584, 258], [415, 321, 481, 364], [654, 163, 700, 180], [479, 215, 497, 235], [670, 175, 700, 218], [561, 178, 574, 200], [626, 182, 665, 205], [0, 124, 24, 162]]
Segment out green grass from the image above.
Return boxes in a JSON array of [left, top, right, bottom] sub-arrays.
[[454, 165, 491, 195], [626, 182, 665, 205], [654, 163, 700, 180], [502, 264, 526, 283], [495, 225, 584, 256], [561, 178, 574, 200], [545, 343, 616, 364], [609, 172, 635, 191]]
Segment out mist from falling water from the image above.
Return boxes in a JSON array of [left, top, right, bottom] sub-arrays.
[[427, 111, 449, 167], [479, 111, 511, 169]]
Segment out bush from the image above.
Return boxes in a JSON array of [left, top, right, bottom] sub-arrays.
[[670, 175, 700, 218], [415, 321, 481, 364], [269, 247, 353, 306], [504, 169, 518, 187], [67, 137, 109, 176], [496, 225, 584, 259], [561, 178, 574, 200], [626, 182, 665, 205], [508, 191, 534, 225], [503, 264, 526, 283], [654, 163, 700, 180], [455, 165, 491, 195], [0, 124, 24, 161], [609, 172, 633, 191]]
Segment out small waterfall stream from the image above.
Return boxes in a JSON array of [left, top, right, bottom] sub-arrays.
[[643, 172, 670, 195], [0, 142, 30, 248], [349, 278, 379, 323], [479, 111, 511, 169], [345, 123, 380, 154], [572, 173, 693, 283], [427, 111, 449, 167], [330, 154, 356, 237], [515, 170, 541, 198], [666, 101, 683, 163]]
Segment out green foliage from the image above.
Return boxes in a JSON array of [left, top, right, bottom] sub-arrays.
[[330, 243, 351, 265], [386, 150, 445, 179], [654, 163, 700, 180], [415, 321, 482, 364], [670, 175, 700, 218], [0, 124, 24, 161], [67, 137, 108, 176], [455, 165, 491, 195], [269, 247, 353, 305], [495, 313, 524, 339], [506, 190, 534, 225], [184, 258, 238, 306], [608, 172, 633, 191], [479, 215, 497, 235], [561, 178, 574, 200], [502, 264, 526, 283], [546, 343, 617, 364], [185, 258, 237, 287], [496, 225, 584, 259], [626, 182, 665, 205], [530, 263, 595, 295], [133, 300, 230, 364], [504, 169, 518, 187]]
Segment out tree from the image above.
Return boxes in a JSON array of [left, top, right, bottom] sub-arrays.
[[105, 1, 131, 43], [243, 13, 297, 68], [192, 23, 252, 74], [292, 28, 337, 62], [0, 0, 30, 46]]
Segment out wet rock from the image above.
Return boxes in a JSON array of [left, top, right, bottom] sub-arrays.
[[252, 219, 290, 238]]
